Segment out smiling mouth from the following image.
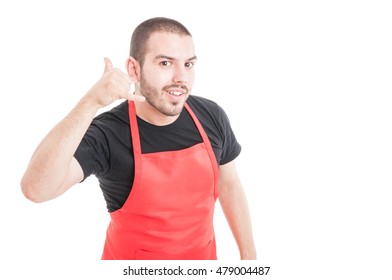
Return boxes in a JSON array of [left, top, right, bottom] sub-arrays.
[[168, 90, 183, 96], [164, 85, 188, 97]]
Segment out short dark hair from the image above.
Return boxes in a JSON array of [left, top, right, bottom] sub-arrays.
[[130, 17, 192, 66]]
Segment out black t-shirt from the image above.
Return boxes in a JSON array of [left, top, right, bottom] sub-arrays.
[[74, 95, 241, 212]]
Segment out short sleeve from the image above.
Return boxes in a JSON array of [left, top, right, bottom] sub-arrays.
[[218, 107, 241, 165], [74, 121, 110, 181]]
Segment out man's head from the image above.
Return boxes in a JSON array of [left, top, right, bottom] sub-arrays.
[[130, 17, 192, 67], [127, 17, 196, 119]]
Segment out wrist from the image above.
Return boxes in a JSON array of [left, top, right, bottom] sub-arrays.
[[78, 92, 105, 112], [240, 249, 257, 260]]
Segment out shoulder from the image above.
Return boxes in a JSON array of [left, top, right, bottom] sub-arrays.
[[187, 95, 241, 165], [186, 95, 230, 141], [84, 100, 130, 148], [187, 95, 234, 127], [93, 100, 129, 127], [186, 95, 225, 124], [187, 95, 220, 111]]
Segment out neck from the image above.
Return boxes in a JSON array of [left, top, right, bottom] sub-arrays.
[[134, 101, 180, 126]]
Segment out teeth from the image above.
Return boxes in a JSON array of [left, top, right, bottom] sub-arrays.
[[169, 91, 182, 96]]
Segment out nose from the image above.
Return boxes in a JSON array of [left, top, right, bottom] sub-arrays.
[[172, 65, 188, 84]]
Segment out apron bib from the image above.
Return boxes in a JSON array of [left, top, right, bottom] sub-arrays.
[[101, 101, 219, 260]]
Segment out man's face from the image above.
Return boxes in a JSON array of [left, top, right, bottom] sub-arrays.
[[138, 32, 196, 117]]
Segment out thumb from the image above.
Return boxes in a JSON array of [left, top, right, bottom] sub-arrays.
[[103, 57, 113, 73]]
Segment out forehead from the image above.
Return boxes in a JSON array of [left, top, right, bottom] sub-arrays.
[[145, 32, 195, 60]]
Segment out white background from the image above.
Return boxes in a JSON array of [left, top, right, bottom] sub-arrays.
[[1, 0, 391, 279]]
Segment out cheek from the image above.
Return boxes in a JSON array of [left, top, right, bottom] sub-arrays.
[[154, 75, 172, 89], [150, 66, 172, 81], [189, 72, 195, 83], [187, 73, 195, 88], [142, 70, 169, 89]]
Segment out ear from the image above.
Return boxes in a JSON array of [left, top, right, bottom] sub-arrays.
[[126, 56, 140, 83]]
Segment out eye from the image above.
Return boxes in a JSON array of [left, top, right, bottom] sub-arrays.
[[185, 62, 195, 68], [159, 61, 172, 67]]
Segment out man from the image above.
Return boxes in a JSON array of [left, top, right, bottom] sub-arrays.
[[21, 17, 256, 260]]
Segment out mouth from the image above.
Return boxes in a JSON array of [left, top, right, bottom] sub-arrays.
[[167, 90, 184, 96], [164, 85, 188, 99]]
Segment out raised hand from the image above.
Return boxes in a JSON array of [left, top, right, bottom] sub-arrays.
[[86, 57, 145, 108]]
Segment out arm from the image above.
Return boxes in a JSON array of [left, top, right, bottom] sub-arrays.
[[21, 58, 144, 203], [218, 160, 257, 260]]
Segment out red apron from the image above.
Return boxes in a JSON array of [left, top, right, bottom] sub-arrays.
[[101, 101, 220, 260]]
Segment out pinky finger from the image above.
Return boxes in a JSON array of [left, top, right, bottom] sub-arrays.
[[128, 93, 145, 102]]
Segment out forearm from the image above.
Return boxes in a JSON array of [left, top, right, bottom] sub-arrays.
[[219, 182, 257, 260], [21, 96, 99, 202], [21, 58, 143, 202]]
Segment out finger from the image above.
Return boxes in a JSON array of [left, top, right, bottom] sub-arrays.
[[103, 57, 113, 73], [111, 71, 133, 90], [120, 71, 134, 86], [127, 93, 145, 102], [127, 81, 134, 93]]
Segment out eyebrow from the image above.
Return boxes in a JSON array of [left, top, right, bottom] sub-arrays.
[[154, 55, 197, 61]]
